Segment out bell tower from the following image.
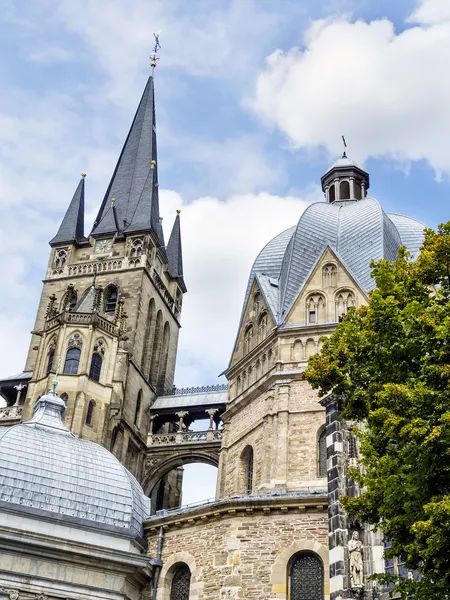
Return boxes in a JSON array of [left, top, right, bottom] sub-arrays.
[[6, 65, 186, 485]]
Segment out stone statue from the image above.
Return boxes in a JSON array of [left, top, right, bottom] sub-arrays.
[[348, 531, 363, 588]]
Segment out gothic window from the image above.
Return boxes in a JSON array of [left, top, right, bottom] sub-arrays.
[[242, 446, 254, 494], [289, 552, 324, 600], [134, 390, 142, 426], [252, 292, 260, 315], [336, 290, 356, 321], [86, 400, 95, 425], [54, 248, 67, 268], [170, 564, 191, 600], [306, 294, 326, 325], [340, 180, 350, 200], [175, 287, 183, 316], [63, 333, 83, 375], [244, 325, 254, 354], [318, 428, 327, 477], [93, 339, 106, 356], [157, 322, 171, 393], [104, 285, 118, 312], [142, 298, 156, 376], [130, 237, 144, 258], [258, 312, 268, 342], [150, 310, 163, 385], [329, 184, 336, 202], [322, 264, 337, 288], [89, 353, 102, 382]]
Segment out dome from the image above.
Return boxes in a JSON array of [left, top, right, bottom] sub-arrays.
[[0, 390, 150, 542], [243, 199, 426, 323]]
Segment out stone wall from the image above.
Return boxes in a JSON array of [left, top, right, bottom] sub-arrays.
[[146, 498, 329, 600]]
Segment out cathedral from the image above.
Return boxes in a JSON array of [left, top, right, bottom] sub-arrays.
[[0, 63, 425, 600]]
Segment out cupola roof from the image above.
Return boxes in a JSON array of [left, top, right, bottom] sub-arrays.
[[0, 389, 150, 542]]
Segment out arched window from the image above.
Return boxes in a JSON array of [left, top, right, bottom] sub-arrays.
[[318, 428, 327, 477], [46, 348, 55, 375], [293, 339, 303, 361], [130, 237, 143, 257], [322, 264, 337, 288], [142, 298, 156, 376], [306, 338, 316, 360], [150, 310, 163, 385], [104, 285, 118, 312], [252, 292, 260, 315], [170, 563, 191, 600], [60, 393, 68, 405], [242, 446, 254, 494], [336, 290, 356, 321], [54, 248, 67, 268], [329, 184, 336, 202], [258, 312, 268, 342], [89, 353, 102, 382], [157, 322, 171, 393], [289, 552, 324, 600], [134, 390, 142, 426], [340, 180, 350, 200], [306, 294, 326, 325], [244, 325, 254, 354], [354, 181, 362, 200], [86, 400, 95, 425]]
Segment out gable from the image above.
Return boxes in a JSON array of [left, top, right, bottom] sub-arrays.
[[284, 246, 368, 326]]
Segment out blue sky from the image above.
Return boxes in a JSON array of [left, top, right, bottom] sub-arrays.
[[1, 0, 449, 393]]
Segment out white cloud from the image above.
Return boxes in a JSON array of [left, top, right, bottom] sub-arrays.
[[27, 45, 73, 63], [159, 189, 313, 386], [250, 0, 450, 176]]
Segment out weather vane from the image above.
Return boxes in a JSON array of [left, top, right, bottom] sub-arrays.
[[150, 31, 162, 72], [341, 135, 347, 158]]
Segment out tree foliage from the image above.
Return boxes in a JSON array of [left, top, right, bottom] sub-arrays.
[[306, 223, 450, 599]]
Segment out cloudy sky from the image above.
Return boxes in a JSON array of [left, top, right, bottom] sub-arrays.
[[1, 0, 450, 502]]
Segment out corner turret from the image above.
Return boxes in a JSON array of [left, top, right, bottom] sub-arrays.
[[49, 174, 86, 246]]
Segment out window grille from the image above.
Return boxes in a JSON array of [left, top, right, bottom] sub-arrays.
[[170, 564, 191, 600], [290, 553, 324, 600]]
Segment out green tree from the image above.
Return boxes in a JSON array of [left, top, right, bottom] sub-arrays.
[[306, 223, 450, 599]]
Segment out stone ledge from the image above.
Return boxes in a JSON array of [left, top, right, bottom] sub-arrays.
[[144, 490, 327, 532]]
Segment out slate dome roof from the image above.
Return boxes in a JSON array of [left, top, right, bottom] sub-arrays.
[[243, 198, 425, 324], [0, 390, 150, 541]]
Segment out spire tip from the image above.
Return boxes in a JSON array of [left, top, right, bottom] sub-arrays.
[[81, 172, 87, 178]]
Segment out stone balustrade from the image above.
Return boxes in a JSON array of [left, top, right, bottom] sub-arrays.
[[148, 429, 223, 447], [44, 312, 118, 336], [0, 405, 23, 421]]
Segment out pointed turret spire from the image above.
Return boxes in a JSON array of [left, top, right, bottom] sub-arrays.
[[90, 75, 164, 244], [166, 211, 186, 291], [50, 174, 86, 246]]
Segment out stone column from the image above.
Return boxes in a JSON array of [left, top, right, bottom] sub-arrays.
[[273, 383, 290, 488], [13, 383, 26, 406], [205, 408, 219, 441], [350, 177, 355, 199], [334, 177, 340, 201], [361, 181, 366, 198]]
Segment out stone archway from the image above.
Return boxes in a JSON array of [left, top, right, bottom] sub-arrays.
[[143, 449, 220, 497], [270, 540, 329, 600]]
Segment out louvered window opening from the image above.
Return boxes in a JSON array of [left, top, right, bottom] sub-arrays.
[[170, 564, 191, 600], [318, 430, 327, 477], [290, 553, 324, 600], [89, 353, 102, 382], [105, 287, 118, 312]]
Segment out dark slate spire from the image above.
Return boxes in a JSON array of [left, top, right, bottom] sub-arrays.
[[50, 175, 86, 246], [91, 76, 164, 244], [166, 211, 186, 291]]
